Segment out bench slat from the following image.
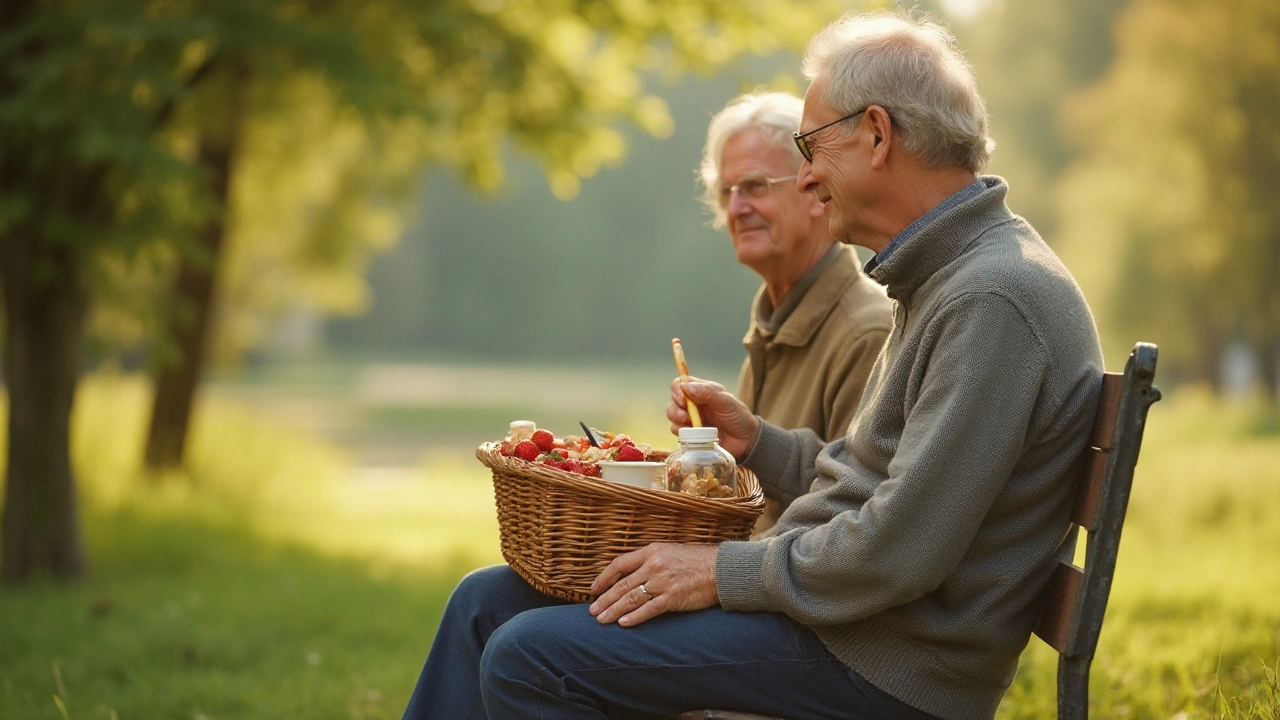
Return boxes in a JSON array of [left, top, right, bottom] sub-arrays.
[[1070, 448, 1109, 531], [1033, 562, 1084, 654], [1088, 373, 1124, 450]]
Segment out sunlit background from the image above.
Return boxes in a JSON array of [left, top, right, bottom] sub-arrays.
[[2, 0, 1278, 718]]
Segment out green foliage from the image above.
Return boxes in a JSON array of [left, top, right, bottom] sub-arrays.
[[326, 60, 828, 368], [1054, 0, 1280, 384], [958, 0, 1128, 236], [1, 1, 208, 261], [3, 0, 849, 366]]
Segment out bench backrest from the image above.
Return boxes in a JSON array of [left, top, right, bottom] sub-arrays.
[[1032, 342, 1161, 720]]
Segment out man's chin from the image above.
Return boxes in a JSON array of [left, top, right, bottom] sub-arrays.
[[825, 217, 854, 246], [735, 247, 774, 271]]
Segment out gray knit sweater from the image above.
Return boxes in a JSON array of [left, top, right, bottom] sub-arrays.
[[716, 176, 1104, 720]]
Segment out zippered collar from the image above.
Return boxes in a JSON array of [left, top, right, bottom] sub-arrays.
[[868, 176, 1014, 303]]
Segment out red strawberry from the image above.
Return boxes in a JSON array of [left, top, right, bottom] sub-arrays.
[[514, 440, 540, 462], [615, 444, 645, 462], [579, 461, 602, 478], [498, 441, 515, 456], [531, 429, 556, 452]]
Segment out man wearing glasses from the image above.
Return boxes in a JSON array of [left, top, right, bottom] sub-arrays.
[[699, 91, 891, 535], [404, 11, 1102, 720]]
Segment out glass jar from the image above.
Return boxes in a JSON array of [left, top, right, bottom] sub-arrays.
[[664, 427, 737, 498], [507, 420, 536, 444]]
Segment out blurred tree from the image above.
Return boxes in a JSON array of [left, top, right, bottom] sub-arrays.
[[139, 0, 428, 469], [142, 0, 854, 469], [1055, 0, 1280, 396], [958, 0, 1128, 237], [1, 0, 211, 582], [1, 0, 849, 579]]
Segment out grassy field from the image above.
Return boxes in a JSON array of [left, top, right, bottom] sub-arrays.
[[1, 374, 1278, 719]]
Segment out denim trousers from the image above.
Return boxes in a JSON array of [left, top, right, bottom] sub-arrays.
[[402, 565, 939, 720]]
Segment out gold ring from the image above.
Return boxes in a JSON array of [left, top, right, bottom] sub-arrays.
[[638, 584, 653, 602]]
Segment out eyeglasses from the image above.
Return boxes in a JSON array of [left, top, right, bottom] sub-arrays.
[[792, 106, 870, 162], [717, 173, 799, 208]]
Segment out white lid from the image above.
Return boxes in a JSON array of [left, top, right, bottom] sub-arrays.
[[678, 426, 719, 442], [509, 420, 537, 431]]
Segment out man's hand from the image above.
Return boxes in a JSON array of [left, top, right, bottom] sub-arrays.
[[666, 377, 761, 460], [588, 543, 719, 627]]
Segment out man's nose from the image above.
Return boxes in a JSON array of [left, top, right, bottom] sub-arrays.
[[726, 188, 755, 216]]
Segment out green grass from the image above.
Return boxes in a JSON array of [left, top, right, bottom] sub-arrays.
[[1, 376, 502, 719], [997, 388, 1280, 719], [1, 376, 1278, 718]]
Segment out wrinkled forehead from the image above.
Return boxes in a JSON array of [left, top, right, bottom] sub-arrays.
[[719, 128, 798, 183], [799, 73, 837, 127]]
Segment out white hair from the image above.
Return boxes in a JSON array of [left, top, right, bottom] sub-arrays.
[[698, 91, 806, 229], [802, 10, 994, 172]]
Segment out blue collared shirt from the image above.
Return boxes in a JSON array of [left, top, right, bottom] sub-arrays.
[[863, 179, 986, 275]]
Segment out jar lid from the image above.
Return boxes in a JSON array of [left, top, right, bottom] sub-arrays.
[[678, 426, 719, 442]]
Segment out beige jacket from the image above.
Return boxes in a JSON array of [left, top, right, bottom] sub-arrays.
[[736, 244, 891, 533]]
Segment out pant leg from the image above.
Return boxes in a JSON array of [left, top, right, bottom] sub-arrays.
[[478, 602, 939, 720], [402, 565, 569, 720]]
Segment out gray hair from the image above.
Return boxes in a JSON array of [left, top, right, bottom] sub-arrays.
[[698, 91, 806, 229], [801, 10, 994, 173]]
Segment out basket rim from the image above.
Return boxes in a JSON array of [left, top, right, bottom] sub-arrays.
[[476, 442, 764, 518]]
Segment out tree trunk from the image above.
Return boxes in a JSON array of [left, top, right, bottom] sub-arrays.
[[0, 236, 90, 584], [1257, 336, 1278, 405], [1191, 323, 1226, 393], [143, 132, 239, 470]]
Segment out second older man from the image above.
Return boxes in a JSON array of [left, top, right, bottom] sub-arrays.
[[700, 92, 890, 533]]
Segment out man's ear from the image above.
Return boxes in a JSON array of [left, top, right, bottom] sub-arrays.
[[808, 191, 825, 219], [867, 105, 893, 170]]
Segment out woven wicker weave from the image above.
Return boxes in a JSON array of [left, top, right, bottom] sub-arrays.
[[476, 442, 765, 602]]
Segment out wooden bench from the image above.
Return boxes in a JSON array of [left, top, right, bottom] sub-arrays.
[[1030, 342, 1160, 719], [676, 342, 1161, 720]]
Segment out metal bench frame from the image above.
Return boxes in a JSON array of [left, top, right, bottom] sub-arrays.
[[1031, 341, 1160, 719]]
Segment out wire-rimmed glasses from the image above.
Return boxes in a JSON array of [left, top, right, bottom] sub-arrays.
[[717, 173, 799, 208]]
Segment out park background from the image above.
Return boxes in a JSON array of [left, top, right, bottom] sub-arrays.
[[2, 0, 1278, 718]]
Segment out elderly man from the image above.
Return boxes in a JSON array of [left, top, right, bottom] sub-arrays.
[[402, 11, 1102, 720], [700, 91, 890, 533]]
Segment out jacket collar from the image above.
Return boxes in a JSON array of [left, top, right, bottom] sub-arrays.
[[868, 176, 1014, 303], [744, 244, 863, 348]]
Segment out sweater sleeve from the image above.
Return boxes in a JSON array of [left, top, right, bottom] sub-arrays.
[[718, 293, 1049, 623], [740, 420, 828, 505]]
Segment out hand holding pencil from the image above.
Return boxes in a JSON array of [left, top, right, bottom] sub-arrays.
[[665, 340, 761, 460], [671, 338, 702, 427]]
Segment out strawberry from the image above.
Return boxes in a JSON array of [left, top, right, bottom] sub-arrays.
[[514, 440, 541, 462], [615, 444, 646, 462], [532, 429, 556, 452], [498, 441, 515, 456]]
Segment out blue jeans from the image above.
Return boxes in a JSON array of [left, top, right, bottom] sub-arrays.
[[402, 565, 938, 719]]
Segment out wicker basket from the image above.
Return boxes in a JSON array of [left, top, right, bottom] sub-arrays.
[[476, 442, 765, 602]]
